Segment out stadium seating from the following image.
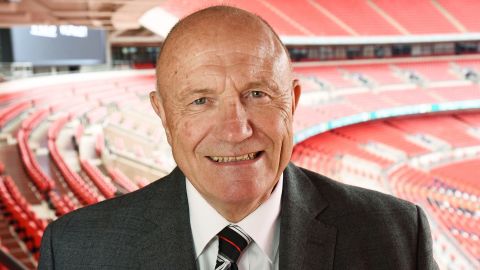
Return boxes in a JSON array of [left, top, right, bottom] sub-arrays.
[[392, 164, 480, 261], [237, 0, 308, 36], [394, 61, 459, 81], [432, 159, 480, 192], [0, 102, 31, 131], [79, 159, 116, 199], [345, 92, 397, 111], [16, 109, 55, 194], [313, 0, 401, 35], [456, 112, 480, 127], [262, 0, 350, 36], [368, 0, 458, 34], [295, 65, 357, 88], [387, 115, 480, 148], [437, 0, 480, 32], [0, 213, 35, 269], [4, 0, 480, 267], [342, 64, 405, 85], [47, 115, 100, 206], [428, 85, 480, 102], [0, 176, 42, 266], [292, 112, 480, 268], [106, 167, 138, 193], [152, 0, 480, 37], [332, 121, 429, 156], [1, 57, 480, 269], [377, 89, 439, 105]]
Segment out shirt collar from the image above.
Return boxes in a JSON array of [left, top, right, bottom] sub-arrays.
[[186, 174, 283, 263]]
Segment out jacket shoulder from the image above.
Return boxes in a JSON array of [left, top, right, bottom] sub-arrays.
[[49, 167, 184, 231], [293, 165, 437, 269], [39, 168, 187, 269], [298, 166, 417, 216]]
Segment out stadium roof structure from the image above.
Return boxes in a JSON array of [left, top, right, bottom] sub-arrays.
[[0, 0, 158, 30]]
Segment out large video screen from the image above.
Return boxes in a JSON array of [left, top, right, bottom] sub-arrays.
[[10, 25, 106, 66]]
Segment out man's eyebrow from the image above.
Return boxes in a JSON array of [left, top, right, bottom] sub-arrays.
[[178, 88, 214, 100], [243, 80, 280, 92], [177, 80, 281, 100]]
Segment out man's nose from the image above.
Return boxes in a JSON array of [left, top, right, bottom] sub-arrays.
[[214, 98, 253, 142]]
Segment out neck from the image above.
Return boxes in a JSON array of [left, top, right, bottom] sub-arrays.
[[208, 183, 279, 223], [212, 198, 267, 223]]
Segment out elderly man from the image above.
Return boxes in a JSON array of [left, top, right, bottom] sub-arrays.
[[39, 5, 438, 270]]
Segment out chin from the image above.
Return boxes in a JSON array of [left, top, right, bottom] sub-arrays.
[[222, 183, 271, 201]]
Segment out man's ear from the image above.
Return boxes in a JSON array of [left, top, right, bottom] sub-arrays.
[[291, 79, 301, 115], [149, 91, 172, 145]]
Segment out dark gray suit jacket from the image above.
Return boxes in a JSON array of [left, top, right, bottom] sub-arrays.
[[38, 163, 438, 269]]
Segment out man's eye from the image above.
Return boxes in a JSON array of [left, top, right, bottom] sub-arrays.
[[192, 97, 207, 105], [251, 91, 266, 98]]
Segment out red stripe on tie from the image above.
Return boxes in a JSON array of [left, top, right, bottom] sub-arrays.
[[219, 235, 242, 253]]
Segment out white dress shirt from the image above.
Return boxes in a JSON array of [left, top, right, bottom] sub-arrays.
[[186, 175, 283, 270]]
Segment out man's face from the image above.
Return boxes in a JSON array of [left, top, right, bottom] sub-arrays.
[[152, 21, 300, 215]]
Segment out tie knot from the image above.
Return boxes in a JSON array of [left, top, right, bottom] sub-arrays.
[[215, 225, 252, 269]]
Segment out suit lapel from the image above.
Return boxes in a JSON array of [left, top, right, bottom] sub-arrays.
[[131, 164, 337, 269], [279, 163, 337, 270], [137, 167, 197, 270]]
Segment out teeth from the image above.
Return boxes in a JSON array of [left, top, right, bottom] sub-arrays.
[[210, 152, 258, 163]]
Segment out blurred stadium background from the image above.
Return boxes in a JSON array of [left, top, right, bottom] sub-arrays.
[[0, 0, 479, 269]]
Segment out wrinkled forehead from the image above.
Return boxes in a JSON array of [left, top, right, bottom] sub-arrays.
[[156, 11, 290, 96], [174, 30, 279, 72], [170, 20, 280, 67], [165, 9, 280, 55]]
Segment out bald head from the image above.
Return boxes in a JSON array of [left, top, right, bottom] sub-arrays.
[[155, 5, 291, 98], [149, 5, 301, 222]]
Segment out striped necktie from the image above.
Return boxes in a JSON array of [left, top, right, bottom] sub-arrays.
[[215, 225, 252, 270]]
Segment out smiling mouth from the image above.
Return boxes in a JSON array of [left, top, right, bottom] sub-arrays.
[[208, 151, 262, 163]]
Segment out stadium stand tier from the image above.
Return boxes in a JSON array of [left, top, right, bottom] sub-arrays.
[[0, 55, 479, 269], [153, 0, 480, 36], [2, 0, 480, 269], [292, 113, 480, 268]]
